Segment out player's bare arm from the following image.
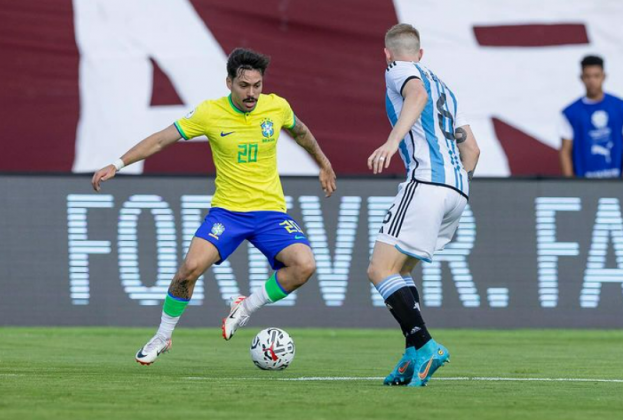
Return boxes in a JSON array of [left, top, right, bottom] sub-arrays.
[[91, 124, 181, 192], [455, 124, 481, 182], [559, 138, 574, 177], [368, 78, 428, 174], [287, 118, 337, 197]]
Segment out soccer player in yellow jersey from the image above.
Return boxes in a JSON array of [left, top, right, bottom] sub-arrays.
[[91, 49, 336, 365]]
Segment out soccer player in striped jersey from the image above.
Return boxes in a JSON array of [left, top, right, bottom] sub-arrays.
[[367, 24, 480, 387], [91, 48, 336, 365]]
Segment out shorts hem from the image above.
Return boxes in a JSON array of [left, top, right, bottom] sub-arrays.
[[395, 244, 432, 263], [193, 234, 226, 265], [376, 233, 398, 247], [263, 239, 312, 271]]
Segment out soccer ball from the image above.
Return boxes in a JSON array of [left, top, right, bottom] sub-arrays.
[[250, 328, 295, 370]]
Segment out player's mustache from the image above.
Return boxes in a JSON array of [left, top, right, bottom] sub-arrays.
[[243, 97, 257, 102]]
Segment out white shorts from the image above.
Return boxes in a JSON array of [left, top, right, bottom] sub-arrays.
[[376, 180, 467, 263]]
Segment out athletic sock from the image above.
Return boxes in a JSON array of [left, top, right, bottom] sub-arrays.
[[402, 275, 422, 348], [242, 281, 271, 314], [375, 274, 411, 338], [402, 275, 421, 309], [243, 271, 288, 315], [156, 292, 189, 341], [375, 274, 432, 350]]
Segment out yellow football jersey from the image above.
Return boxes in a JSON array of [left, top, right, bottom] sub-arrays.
[[174, 94, 296, 212]]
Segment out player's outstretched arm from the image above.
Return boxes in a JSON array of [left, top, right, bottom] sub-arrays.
[[287, 118, 337, 197], [368, 79, 427, 174], [91, 124, 182, 191], [455, 125, 481, 182]]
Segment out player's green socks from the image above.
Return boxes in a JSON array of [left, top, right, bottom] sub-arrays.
[[243, 271, 289, 314], [156, 293, 190, 340], [163, 293, 190, 317], [265, 272, 289, 302]]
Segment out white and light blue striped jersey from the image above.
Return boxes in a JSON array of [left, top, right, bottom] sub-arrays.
[[385, 61, 469, 197]]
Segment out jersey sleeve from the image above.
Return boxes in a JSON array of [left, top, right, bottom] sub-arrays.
[[558, 112, 574, 140], [385, 61, 422, 97], [279, 96, 296, 129], [174, 101, 210, 140], [455, 103, 468, 128]]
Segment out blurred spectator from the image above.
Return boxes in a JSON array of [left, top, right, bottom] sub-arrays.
[[559, 55, 623, 178]]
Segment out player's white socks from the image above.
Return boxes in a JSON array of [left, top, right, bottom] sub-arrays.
[[156, 312, 180, 341], [243, 271, 289, 315], [242, 285, 271, 315], [156, 292, 190, 340]]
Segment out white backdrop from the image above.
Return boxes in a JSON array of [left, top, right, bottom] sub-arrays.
[[71, 0, 623, 176], [395, 0, 623, 175], [72, 0, 318, 175]]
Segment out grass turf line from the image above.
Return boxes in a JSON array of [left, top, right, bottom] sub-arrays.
[[0, 328, 622, 420]]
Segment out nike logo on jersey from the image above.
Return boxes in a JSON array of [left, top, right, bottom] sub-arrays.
[[220, 131, 235, 137], [294, 235, 305, 239]]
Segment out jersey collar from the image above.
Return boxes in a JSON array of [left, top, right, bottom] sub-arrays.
[[582, 95, 605, 105], [228, 94, 259, 115]]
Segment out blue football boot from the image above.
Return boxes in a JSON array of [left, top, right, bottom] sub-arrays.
[[407, 339, 450, 387], [383, 346, 417, 386]]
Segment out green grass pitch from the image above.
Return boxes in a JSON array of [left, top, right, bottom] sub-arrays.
[[1, 328, 622, 420]]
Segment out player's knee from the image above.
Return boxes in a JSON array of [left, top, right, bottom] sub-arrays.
[[302, 258, 316, 279], [179, 259, 204, 282], [292, 257, 316, 285], [367, 262, 386, 284], [366, 264, 377, 283], [299, 258, 316, 281]]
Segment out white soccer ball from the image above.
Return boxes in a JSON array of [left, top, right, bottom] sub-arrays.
[[250, 328, 295, 370]]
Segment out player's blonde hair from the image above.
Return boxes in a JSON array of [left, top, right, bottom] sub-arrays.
[[385, 23, 421, 55]]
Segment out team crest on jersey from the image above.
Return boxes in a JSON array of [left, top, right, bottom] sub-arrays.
[[591, 110, 608, 129], [260, 118, 274, 138], [210, 223, 225, 239]]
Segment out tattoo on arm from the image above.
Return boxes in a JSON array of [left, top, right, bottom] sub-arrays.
[[468, 170, 474, 182], [455, 127, 467, 144], [288, 120, 309, 140], [288, 119, 331, 168]]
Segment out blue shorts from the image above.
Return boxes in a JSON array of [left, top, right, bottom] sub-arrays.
[[195, 207, 311, 270]]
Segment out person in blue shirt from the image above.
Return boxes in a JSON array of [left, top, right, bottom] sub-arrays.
[[559, 55, 623, 178]]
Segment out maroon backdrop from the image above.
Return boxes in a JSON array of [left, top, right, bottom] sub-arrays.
[[0, 0, 566, 175]]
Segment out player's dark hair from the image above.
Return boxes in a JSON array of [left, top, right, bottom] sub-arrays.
[[226, 48, 271, 79], [581, 55, 604, 70]]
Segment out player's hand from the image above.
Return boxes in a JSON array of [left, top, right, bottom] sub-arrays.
[[319, 165, 337, 197], [91, 165, 117, 192], [367, 141, 399, 174]]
